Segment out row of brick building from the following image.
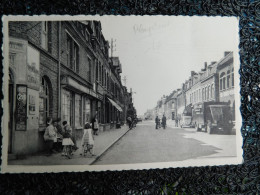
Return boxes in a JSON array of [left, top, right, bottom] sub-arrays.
[[8, 20, 136, 156], [145, 51, 235, 126]]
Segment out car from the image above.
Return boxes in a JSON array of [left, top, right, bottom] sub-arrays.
[[137, 118, 142, 122]]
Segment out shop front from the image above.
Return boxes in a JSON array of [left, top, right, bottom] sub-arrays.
[[8, 37, 49, 156], [61, 76, 97, 140]]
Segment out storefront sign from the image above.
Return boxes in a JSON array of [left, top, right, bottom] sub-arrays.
[[27, 45, 40, 90], [16, 85, 27, 131]]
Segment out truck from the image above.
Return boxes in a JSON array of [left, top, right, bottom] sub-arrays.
[[192, 102, 233, 134]]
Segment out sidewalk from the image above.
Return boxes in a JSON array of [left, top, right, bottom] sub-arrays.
[[8, 125, 130, 165]]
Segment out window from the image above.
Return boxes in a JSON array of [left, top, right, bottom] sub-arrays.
[[227, 70, 231, 88], [95, 60, 98, 81], [204, 87, 207, 101], [66, 34, 79, 73], [41, 22, 48, 49], [220, 72, 225, 91], [199, 89, 201, 101], [39, 77, 49, 126], [74, 44, 79, 73], [99, 62, 101, 82], [232, 68, 234, 87], [202, 88, 204, 101], [211, 84, 214, 99], [62, 89, 73, 125], [88, 58, 92, 82], [83, 98, 91, 124], [190, 94, 192, 104], [75, 94, 82, 128], [208, 86, 210, 100], [66, 36, 72, 68]]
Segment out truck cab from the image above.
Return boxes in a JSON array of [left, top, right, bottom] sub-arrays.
[[193, 102, 233, 134]]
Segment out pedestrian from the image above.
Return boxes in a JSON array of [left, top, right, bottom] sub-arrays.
[[53, 118, 63, 152], [127, 116, 132, 129], [155, 116, 159, 129], [175, 118, 178, 127], [80, 122, 95, 157], [92, 114, 99, 136], [62, 121, 74, 159], [43, 117, 58, 155], [162, 115, 167, 129]]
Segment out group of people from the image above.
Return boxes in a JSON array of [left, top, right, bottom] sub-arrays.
[[155, 115, 167, 129], [126, 115, 137, 130], [43, 115, 99, 159]]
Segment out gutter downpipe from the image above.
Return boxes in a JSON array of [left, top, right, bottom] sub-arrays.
[[58, 21, 61, 118]]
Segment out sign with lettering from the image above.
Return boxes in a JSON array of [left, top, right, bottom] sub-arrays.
[[27, 45, 40, 90], [16, 85, 27, 131]]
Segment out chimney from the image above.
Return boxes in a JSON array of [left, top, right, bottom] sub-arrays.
[[204, 62, 207, 70], [224, 51, 231, 56]]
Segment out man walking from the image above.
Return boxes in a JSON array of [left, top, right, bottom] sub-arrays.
[[155, 116, 159, 129], [162, 114, 167, 129]]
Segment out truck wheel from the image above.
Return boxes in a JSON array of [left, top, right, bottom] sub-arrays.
[[207, 125, 212, 134]]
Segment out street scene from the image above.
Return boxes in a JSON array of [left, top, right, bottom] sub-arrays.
[[3, 16, 242, 170]]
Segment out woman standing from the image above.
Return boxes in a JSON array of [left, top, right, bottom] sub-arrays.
[[43, 117, 58, 155], [91, 114, 99, 136], [80, 122, 95, 157]]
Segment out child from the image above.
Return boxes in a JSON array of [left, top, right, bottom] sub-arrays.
[[80, 122, 95, 157], [62, 121, 74, 159]]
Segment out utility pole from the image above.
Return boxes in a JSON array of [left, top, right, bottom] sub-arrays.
[[110, 38, 116, 57]]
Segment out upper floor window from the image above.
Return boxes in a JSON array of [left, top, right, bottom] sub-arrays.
[[207, 85, 210, 100], [41, 21, 52, 52], [202, 88, 204, 101], [220, 72, 225, 91], [227, 70, 231, 88], [95, 60, 98, 81], [211, 84, 214, 99], [66, 34, 79, 73], [231, 68, 234, 87], [88, 57, 92, 82]]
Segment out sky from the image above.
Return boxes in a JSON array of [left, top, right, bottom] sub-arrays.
[[98, 16, 239, 116]]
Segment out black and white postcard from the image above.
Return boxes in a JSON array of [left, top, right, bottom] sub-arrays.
[[1, 15, 243, 173]]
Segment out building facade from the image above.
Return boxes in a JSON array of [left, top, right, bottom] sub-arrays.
[[8, 20, 134, 156]]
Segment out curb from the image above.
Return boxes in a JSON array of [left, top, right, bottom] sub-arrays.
[[89, 127, 131, 165]]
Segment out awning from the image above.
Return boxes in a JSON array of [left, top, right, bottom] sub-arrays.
[[107, 98, 123, 112]]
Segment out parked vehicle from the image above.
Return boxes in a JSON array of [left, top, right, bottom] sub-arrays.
[[193, 102, 233, 134], [137, 118, 142, 122], [180, 115, 194, 128]]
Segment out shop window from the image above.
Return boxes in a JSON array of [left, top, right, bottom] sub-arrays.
[[75, 94, 82, 128], [83, 98, 91, 124], [62, 90, 72, 126], [39, 77, 50, 126]]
